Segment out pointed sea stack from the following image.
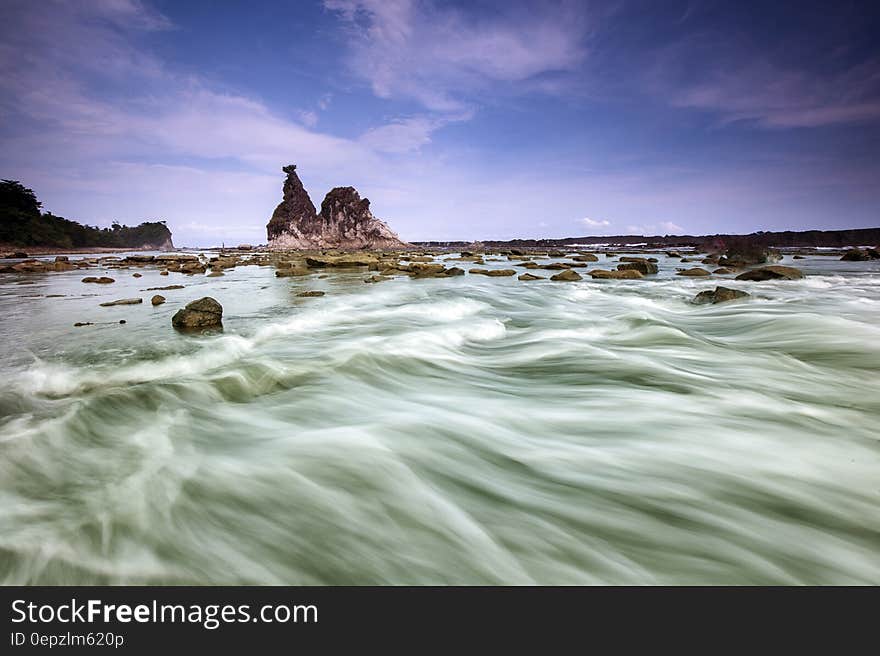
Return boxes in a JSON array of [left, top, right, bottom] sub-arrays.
[[266, 164, 407, 250]]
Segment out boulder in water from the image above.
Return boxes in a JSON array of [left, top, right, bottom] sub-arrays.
[[297, 291, 325, 297], [735, 265, 804, 281], [469, 268, 516, 276], [82, 276, 115, 284], [550, 269, 583, 281], [151, 295, 165, 306], [618, 261, 658, 275], [589, 269, 643, 279], [100, 298, 142, 306], [518, 272, 544, 280], [676, 268, 712, 277], [692, 286, 750, 304], [171, 297, 223, 331], [841, 249, 869, 261]]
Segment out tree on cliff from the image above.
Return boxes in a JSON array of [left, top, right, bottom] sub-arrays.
[[0, 179, 173, 249]]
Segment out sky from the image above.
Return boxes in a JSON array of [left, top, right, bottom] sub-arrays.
[[1, 0, 879, 246]]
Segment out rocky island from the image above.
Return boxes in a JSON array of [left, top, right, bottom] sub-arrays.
[[266, 165, 407, 250]]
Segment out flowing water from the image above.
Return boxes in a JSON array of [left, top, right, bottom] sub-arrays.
[[1, 252, 878, 584]]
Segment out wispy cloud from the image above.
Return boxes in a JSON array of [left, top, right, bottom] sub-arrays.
[[625, 221, 684, 235], [324, 0, 592, 113], [648, 13, 880, 129], [581, 217, 610, 227]]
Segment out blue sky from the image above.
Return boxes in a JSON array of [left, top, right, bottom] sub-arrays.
[[1, 0, 878, 246]]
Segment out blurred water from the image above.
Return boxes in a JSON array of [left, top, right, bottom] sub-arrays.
[[0, 252, 878, 584]]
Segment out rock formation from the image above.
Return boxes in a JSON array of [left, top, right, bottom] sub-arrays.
[[267, 165, 407, 250]]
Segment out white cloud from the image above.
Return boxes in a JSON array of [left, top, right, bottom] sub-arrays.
[[325, 0, 591, 113], [581, 217, 610, 227], [624, 221, 684, 235]]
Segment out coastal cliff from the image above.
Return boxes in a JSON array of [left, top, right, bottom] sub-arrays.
[[267, 165, 406, 250]]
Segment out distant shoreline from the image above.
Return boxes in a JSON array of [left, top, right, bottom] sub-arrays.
[[0, 244, 175, 257]]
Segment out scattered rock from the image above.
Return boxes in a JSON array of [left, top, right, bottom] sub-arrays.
[[160, 270, 169, 276], [207, 271, 224, 277], [297, 291, 325, 297], [151, 295, 165, 306], [712, 268, 734, 275], [793, 255, 806, 259], [518, 273, 544, 280], [132, 273, 142, 278], [692, 286, 750, 304], [572, 254, 599, 262], [735, 265, 804, 281], [469, 268, 517, 276], [73, 322, 93, 327], [589, 269, 643, 279], [719, 243, 781, 266], [146, 285, 184, 290], [275, 268, 310, 277], [171, 297, 223, 331], [840, 248, 880, 261], [100, 298, 143, 306], [618, 261, 658, 275], [676, 268, 712, 276], [82, 276, 115, 284], [550, 269, 583, 281], [119, 320, 126, 324]]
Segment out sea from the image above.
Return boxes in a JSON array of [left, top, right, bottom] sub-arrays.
[[0, 250, 878, 584]]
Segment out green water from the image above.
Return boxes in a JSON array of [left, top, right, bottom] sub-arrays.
[[1, 252, 878, 584]]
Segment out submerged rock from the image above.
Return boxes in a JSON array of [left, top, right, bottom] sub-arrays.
[[841, 248, 880, 261], [589, 269, 643, 279], [550, 269, 583, 281], [692, 287, 750, 304], [297, 291, 325, 297], [73, 322, 93, 327], [735, 265, 804, 281], [712, 268, 734, 275], [82, 276, 115, 284], [518, 272, 544, 280], [617, 261, 658, 275], [469, 268, 517, 276], [100, 298, 142, 306], [171, 297, 223, 331], [275, 267, 309, 277], [146, 284, 184, 290]]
